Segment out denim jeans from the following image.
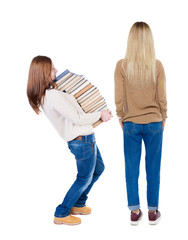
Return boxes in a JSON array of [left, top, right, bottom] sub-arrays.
[[123, 121, 163, 211], [54, 133, 105, 218]]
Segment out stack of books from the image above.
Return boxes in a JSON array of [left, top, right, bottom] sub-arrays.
[[55, 70, 108, 127]]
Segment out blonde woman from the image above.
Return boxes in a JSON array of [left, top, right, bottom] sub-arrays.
[[114, 22, 167, 225]]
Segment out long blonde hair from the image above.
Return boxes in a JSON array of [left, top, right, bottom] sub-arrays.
[[124, 22, 156, 87]]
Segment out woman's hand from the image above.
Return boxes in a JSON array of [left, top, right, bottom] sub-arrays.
[[162, 119, 166, 131], [119, 119, 124, 129], [100, 110, 113, 122]]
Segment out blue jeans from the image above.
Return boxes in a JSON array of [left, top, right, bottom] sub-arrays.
[[123, 122, 163, 211], [55, 133, 105, 218]]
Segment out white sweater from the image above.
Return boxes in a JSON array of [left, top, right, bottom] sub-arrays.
[[42, 89, 101, 142]]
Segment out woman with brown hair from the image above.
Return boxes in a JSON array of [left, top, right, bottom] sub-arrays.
[[114, 22, 167, 225], [27, 56, 112, 225]]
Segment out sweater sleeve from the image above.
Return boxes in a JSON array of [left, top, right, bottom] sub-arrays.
[[114, 60, 125, 119], [156, 61, 167, 119], [51, 90, 101, 125]]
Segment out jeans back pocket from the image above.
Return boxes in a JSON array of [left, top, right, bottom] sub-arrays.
[[68, 142, 94, 161], [123, 122, 135, 134], [148, 122, 162, 133]]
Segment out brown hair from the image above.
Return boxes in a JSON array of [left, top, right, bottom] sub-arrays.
[[27, 56, 56, 114]]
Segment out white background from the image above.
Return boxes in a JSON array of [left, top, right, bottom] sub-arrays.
[[1, 0, 188, 239]]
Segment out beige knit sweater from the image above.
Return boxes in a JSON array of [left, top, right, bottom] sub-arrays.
[[42, 89, 101, 142], [114, 59, 167, 123]]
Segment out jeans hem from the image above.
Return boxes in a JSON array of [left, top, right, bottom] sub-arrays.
[[128, 204, 140, 211], [54, 212, 70, 218], [74, 204, 86, 208], [148, 206, 158, 210]]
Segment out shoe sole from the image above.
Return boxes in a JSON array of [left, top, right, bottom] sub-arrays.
[[130, 215, 143, 226], [149, 216, 161, 225], [53, 220, 81, 225]]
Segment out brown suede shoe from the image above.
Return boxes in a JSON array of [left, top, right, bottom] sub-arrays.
[[148, 210, 161, 225], [54, 214, 81, 225], [130, 209, 143, 225], [71, 206, 91, 215]]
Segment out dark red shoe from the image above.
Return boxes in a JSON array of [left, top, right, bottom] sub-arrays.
[[148, 210, 161, 225], [130, 209, 143, 225]]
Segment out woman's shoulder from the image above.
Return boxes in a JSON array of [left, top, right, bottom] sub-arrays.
[[45, 88, 66, 101], [43, 89, 69, 109], [156, 59, 164, 69], [116, 58, 125, 66], [156, 60, 165, 76], [46, 88, 63, 96], [115, 59, 127, 73]]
